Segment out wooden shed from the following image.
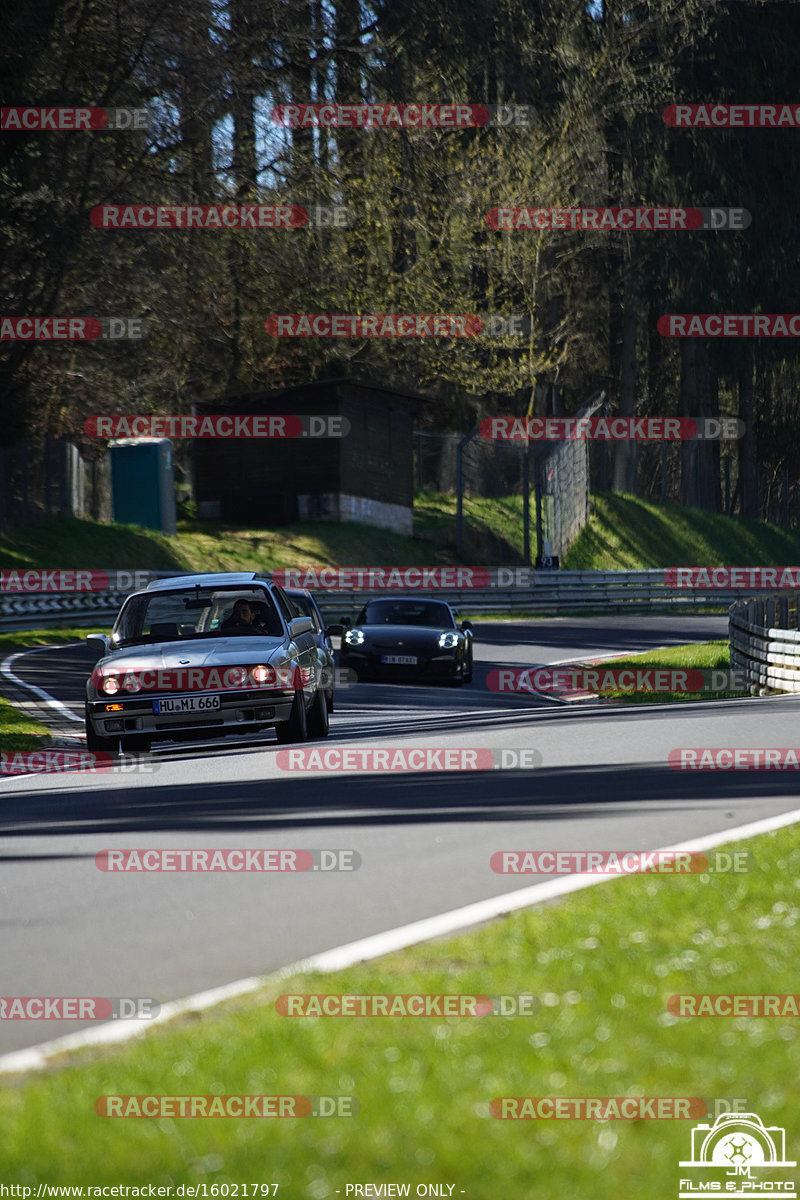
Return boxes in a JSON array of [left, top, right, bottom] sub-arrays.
[[192, 377, 428, 534]]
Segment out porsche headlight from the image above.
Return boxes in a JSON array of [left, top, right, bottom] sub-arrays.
[[101, 673, 120, 695], [438, 632, 459, 649], [345, 629, 365, 646]]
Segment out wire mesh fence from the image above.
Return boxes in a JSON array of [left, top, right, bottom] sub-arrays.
[[0, 438, 112, 533], [414, 430, 590, 561]]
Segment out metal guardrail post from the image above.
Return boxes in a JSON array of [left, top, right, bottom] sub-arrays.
[[729, 590, 800, 694]]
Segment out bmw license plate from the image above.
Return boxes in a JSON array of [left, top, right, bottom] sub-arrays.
[[381, 655, 418, 665], [153, 695, 221, 714]]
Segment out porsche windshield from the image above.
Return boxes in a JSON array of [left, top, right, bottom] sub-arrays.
[[111, 586, 283, 646], [358, 600, 455, 628]]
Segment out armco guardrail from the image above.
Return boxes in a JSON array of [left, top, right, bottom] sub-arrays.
[[0, 571, 180, 632], [314, 571, 739, 621], [0, 568, 774, 633], [729, 593, 800, 693]]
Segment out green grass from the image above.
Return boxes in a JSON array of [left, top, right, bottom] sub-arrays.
[[1, 823, 798, 1195], [2, 492, 800, 575], [565, 492, 800, 569], [0, 697, 51, 752], [0, 628, 105, 658], [590, 639, 749, 704], [0, 494, 527, 575]]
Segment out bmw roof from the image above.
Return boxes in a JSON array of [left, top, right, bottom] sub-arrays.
[[145, 572, 271, 591]]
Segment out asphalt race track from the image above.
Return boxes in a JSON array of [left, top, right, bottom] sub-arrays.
[[2, 615, 799, 1057]]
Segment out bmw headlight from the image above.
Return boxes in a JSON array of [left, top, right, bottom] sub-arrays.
[[250, 664, 273, 685], [345, 629, 365, 646], [438, 632, 459, 649], [101, 673, 120, 695]]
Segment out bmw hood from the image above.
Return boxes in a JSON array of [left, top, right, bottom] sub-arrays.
[[95, 637, 288, 673]]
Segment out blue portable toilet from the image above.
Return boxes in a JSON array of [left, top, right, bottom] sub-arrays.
[[109, 438, 177, 534]]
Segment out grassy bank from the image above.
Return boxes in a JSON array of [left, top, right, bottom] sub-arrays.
[[0, 493, 526, 574], [0, 822, 797, 1196], [589, 639, 749, 704], [564, 493, 800, 569], [3, 492, 800, 574]]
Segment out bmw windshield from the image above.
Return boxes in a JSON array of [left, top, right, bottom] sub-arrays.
[[111, 586, 283, 647]]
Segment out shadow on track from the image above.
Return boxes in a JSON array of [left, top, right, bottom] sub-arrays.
[[1, 759, 798, 838]]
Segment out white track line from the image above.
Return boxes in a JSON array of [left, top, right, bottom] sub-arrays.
[[0, 646, 85, 724], [2, 804, 800, 1077], [0, 637, 725, 726]]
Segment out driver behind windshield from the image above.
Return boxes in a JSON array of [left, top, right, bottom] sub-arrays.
[[221, 597, 282, 636], [221, 599, 259, 632]]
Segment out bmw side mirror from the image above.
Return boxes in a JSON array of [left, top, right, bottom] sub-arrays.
[[289, 616, 314, 638], [86, 632, 110, 654]]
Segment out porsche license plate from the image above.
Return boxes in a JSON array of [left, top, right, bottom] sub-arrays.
[[381, 655, 418, 665], [153, 695, 221, 714]]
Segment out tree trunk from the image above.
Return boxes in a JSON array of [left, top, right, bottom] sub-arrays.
[[680, 339, 719, 509], [612, 236, 639, 493], [738, 342, 758, 518]]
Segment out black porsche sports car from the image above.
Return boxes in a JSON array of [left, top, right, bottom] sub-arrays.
[[337, 597, 473, 685]]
